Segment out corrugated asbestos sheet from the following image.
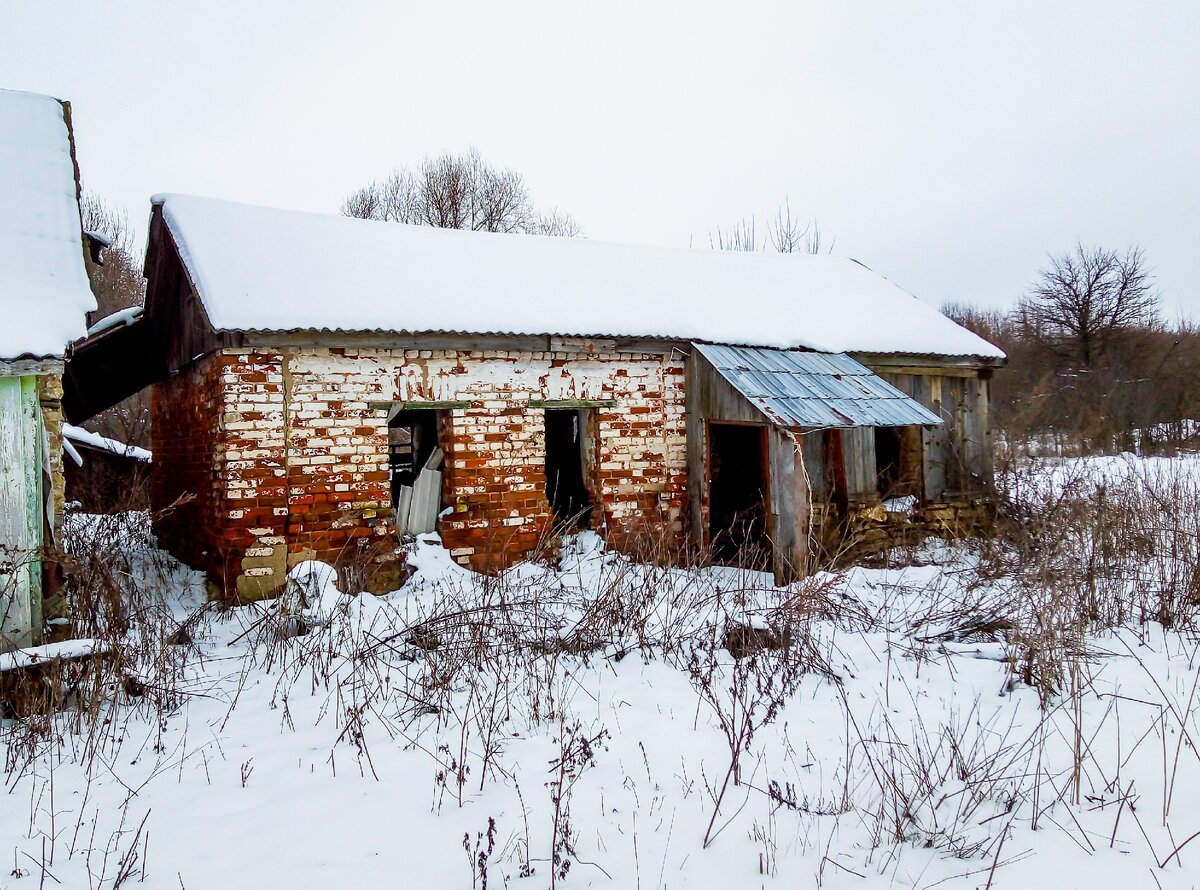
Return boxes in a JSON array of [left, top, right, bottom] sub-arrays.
[[694, 342, 943, 429]]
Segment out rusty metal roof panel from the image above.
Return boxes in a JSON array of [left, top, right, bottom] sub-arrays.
[[694, 342, 942, 429]]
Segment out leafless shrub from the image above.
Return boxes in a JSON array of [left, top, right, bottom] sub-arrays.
[[709, 198, 833, 255]]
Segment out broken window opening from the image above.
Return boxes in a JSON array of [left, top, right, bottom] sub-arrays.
[[875, 426, 922, 501], [544, 408, 594, 528], [389, 408, 445, 535], [707, 422, 770, 563]]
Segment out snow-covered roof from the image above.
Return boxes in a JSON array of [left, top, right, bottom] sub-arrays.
[[153, 194, 1005, 361], [0, 89, 96, 361]]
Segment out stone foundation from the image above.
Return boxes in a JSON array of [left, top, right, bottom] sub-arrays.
[[811, 497, 995, 567]]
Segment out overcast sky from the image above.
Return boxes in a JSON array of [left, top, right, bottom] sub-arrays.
[[4, 2, 1198, 317]]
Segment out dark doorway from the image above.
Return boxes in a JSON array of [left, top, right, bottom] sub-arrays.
[[875, 426, 922, 499], [875, 427, 902, 498], [708, 422, 770, 561], [544, 409, 593, 527], [389, 409, 439, 505]]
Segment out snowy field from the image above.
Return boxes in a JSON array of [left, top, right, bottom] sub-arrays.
[[6, 455, 1200, 888]]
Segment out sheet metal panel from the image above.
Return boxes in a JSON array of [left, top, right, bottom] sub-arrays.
[[694, 342, 942, 429]]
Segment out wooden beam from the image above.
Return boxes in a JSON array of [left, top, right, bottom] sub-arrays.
[[368, 400, 472, 411], [528, 399, 617, 409], [853, 352, 1006, 371]]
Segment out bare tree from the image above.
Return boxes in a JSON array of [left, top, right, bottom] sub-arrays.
[[710, 199, 833, 255], [81, 193, 145, 324], [1017, 243, 1159, 368], [340, 148, 579, 236]]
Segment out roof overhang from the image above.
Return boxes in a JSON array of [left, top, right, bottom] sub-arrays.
[[694, 342, 943, 429], [62, 319, 167, 424]]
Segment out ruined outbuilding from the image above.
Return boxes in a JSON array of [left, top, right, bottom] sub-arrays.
[[67, 195, 1004, 597], [0, 89, 97, 649]]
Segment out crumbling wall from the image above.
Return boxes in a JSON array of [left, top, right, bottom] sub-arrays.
[[282, 348, 688, 573], [154, 346, 688, 596], [215, 351, 288, 600], [151, 350, 289, 599]]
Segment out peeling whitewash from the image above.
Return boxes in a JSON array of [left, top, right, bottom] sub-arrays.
[[289, 349, 672, 405]]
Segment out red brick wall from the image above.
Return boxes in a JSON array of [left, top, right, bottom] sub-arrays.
[[439, 402, 556, 569], [153, 346, 689, 594], [151, 351, 290, 598], [150, 355, 222, 577], [283, 348, 394, 570], [216, 351, 288, 599], [283, 348, 688, 572]]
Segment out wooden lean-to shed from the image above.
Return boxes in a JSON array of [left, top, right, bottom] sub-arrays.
[[0, 89, 97, 650], [65, 195, 1004, 597]]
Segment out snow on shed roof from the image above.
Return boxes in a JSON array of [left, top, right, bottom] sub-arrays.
[[154, 194, 1005, 361], [0, 89, 96, 361]]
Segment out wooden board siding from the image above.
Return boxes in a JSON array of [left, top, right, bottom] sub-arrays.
[[0, 376, 43, 651], [841, 427, 877, 503], [876, 369, 993, 500]]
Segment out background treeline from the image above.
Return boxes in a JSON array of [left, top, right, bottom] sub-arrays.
[[944, 244, 1200, 455]]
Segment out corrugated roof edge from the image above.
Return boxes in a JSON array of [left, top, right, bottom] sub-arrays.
[[211, 327, 1006, 364]]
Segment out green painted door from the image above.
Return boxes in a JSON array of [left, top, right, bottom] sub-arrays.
[[0, 375, 43, 651]]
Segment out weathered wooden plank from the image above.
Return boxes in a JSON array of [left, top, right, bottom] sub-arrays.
[[528, 399, 617, 409], [868, 364, 979, 378], [768, 427, 795, 580], [842, 427, 877, 502], [798, 429, 826, 503], [855, 352, 1006, 371], [370, 400, 472, 411], [960, 375, 992, 489], [922, 374, 948, 501], [22, 378, 42, 644], [0, 376, 40, 651], [791, 435, 812, 577]]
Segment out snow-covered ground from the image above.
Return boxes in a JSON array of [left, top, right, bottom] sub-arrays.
[[6, 458, 1200, 888]]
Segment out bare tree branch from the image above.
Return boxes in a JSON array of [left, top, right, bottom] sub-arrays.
[[1018, 243, 1159, 368], [340, 148, 579, 237]]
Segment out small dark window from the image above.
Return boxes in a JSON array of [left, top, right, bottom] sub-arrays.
[[389, 408, 445, 535]]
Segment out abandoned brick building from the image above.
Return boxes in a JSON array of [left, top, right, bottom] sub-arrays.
[[66, 195, 1005, 597]]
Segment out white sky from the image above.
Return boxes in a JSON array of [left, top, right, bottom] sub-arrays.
[[4, 1, 1198, 316]]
